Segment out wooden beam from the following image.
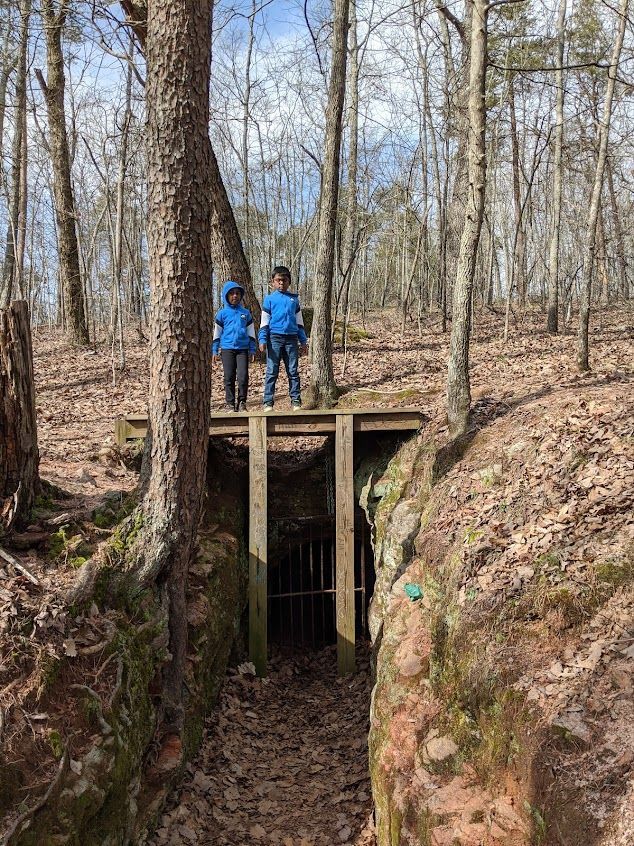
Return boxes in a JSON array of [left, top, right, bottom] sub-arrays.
[[116, 408, 423, 442], [248, 415, 268, 677], [335, 414, 355, 675]]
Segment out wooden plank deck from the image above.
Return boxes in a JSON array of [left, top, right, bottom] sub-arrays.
[[115, 407, 423, 444]]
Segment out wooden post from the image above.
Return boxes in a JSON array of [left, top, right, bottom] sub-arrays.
[[249, 415, 268, 676], [115, 417, 128, 447], [335, 413, 355, 674]]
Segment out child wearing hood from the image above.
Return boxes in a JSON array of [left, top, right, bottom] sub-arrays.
[[212, 280, 257, 411]]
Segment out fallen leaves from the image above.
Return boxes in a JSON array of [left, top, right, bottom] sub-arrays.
[[149, 648, 375, 846]]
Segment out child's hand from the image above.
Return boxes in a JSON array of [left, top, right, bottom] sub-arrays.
[[299, 343, 308, 357], [250, 354, 255, 364], [213, 354, 221, 363], [259, 343, 266, 353]]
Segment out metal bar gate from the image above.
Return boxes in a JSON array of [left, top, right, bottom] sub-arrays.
[[267, 513, 374, 652]]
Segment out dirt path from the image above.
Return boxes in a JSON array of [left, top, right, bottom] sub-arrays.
[[149, 647, 376, 846]]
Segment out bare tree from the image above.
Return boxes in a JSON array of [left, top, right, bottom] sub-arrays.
[[307, 0, 350, 407], [547, 0, 566, 333], [37, 0, 89, 344], [577, 0, 627, 371], [446, 0, 487, 438], [1, 0, 30, 308]]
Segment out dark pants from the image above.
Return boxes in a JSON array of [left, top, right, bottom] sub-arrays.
[[221, 349, 249, 406], [263, 334, 300, 405]]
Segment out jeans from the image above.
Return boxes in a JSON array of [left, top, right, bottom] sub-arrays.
[[263, 334, 300, 405], [221, 349, 249, 406]]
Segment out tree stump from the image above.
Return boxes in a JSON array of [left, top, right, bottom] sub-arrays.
[[0, 300, 40, 533]]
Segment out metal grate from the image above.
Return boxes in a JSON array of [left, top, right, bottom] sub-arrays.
[[267, 512, 374, 652]]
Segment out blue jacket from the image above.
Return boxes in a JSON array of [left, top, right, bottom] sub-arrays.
[[212, 281, 257, 355], [258, 289, 308, 345]]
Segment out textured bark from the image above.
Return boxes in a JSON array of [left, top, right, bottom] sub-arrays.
[[141, 0, 213, 730], [120, 0, 261, 328], [1, 0, 30, 309], [38, 0, 89, 345], [308, 0, 350, 407], [0, 301, 40, 534], [577, 0, 627, 371], [208, 145, 261, 326], [446, 0, 487, 439], [547, 0, 566, 333]]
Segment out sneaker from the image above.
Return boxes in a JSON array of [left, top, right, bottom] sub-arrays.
[[223, 402, 235, 412], [262, 404, 274, 412], [291, 402, 302, 411], [237, 401, 247, 412]]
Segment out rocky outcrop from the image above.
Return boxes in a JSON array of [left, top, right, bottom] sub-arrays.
[[3, 451, 248, 846], [364, 387, 634, 845]]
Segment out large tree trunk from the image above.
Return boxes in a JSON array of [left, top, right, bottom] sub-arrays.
[[0, 301, 40, 534], [37, 0, 89, 345], [120, 0, 261, 328], [446, 0, 487, 438], [547, 0, 566, 333], [141, 0, 213, 734], [1, 0, 30, 309], [577, 0, 627, 371], [308, 0, 350, 407]]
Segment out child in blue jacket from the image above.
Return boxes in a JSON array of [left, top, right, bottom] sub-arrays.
[[258, 266, 308, 410], [213, 281, 257, 411]]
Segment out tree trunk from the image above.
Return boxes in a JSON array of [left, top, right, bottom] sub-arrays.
[[596, 205, 609, 305], [208, 145, 261, 326], [37, 0, 89, 345], [436, 1, 470, 294], [308, 0, 350, 407], [0, 301, 40, 534], [120, 0, 261, 328], [606, 158, 628, 300], [113, 38, 134, 372], [547, 0, 566, 332], [141, 0, 213, 733], [446, 0, 487, 438], [337, 0, 359, 330], [1, 0, 30, 309], [577, 0, 627, 371], [509, 77, 526, 308]]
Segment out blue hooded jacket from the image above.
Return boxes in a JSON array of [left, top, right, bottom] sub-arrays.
[[212, 281, 257, 355], [258, 289, 308, 345]]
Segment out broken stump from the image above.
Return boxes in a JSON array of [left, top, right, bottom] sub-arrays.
[[0, 300, 40, 533]]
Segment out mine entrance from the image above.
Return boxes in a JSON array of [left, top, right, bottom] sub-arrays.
[[267, 511, 375, 652], [116, 407, 422, 676]]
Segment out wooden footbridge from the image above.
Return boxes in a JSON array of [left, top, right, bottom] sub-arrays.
[[116, 408, 422, 676]]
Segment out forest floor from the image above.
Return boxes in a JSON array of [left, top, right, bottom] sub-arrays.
[[148, 648, 375, 846], [1, 305, 633, 843]]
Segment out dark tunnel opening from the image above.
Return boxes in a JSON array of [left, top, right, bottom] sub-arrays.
[[267, 510, 375, 652]]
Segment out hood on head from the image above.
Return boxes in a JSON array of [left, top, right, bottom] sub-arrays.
[[222, 280, 245, 303]]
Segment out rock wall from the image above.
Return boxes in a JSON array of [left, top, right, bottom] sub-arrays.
[[4, 447, 248, 846], [363, 388, 633, 846]]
